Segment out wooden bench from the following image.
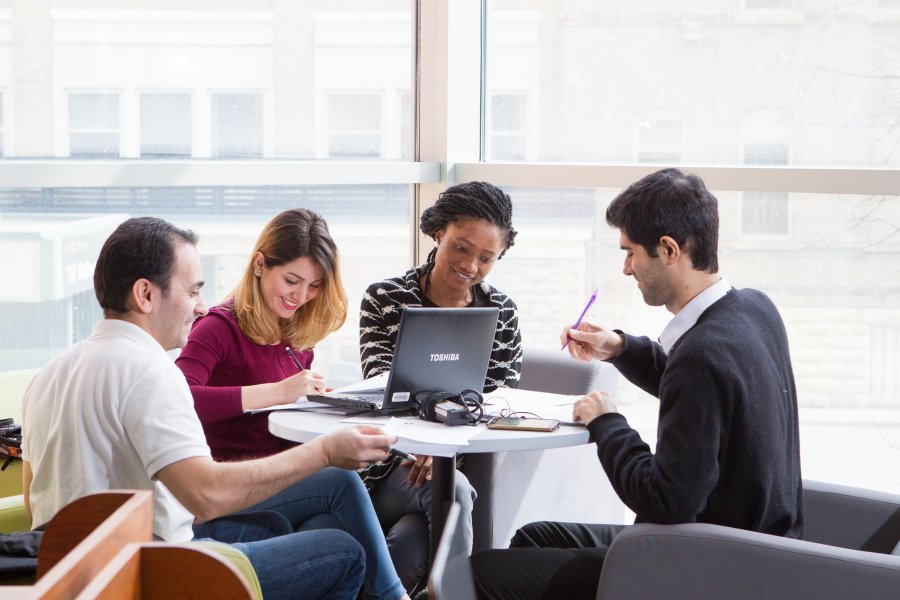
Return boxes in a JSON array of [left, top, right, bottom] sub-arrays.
[[2, 490, 256, 599]]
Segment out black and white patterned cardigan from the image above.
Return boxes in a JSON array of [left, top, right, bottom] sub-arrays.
[[356, 266, 523, 489], [359, 265, 523, 393]]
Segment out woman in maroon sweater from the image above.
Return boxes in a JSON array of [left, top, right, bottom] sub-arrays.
[[176, 208, 411, 600], [176, 208, 347, 461]]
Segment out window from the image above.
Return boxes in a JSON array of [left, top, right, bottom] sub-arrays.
[[636, 118, 684, 164], [210, 93, 263, 158], [489, 93, 528, 161], [0, 184, 411, 386], [0, 0, 897, 500], [140, 93, 192, 157], [485, 3, 897, 168], [327, 93, 382, 158], [742, 143, 790, 236], [68, 92, 120, 157], [0, 4, 416, 387]]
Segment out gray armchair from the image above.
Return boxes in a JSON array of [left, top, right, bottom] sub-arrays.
[[597, 479, 900, 600], [465, 347, 622, 551]]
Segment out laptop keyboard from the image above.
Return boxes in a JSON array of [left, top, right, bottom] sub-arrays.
[[307, 392, 383, 411]]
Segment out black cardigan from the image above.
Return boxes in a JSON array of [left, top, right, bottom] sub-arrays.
[[588, 288, 803, 538]]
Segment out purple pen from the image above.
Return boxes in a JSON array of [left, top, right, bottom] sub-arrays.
[[561, 288, 599, 349]]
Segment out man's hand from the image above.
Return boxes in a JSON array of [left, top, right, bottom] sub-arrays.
[[313, 425, 395, 470], [573, 391, 617, 426], [401, 454, 433, 487], [560, 321, 624, 362]]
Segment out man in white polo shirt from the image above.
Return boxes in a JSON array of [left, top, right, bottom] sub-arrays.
[[22, 217, 409, 600]]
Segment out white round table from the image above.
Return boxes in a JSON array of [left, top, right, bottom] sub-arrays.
[[269, 410, 590, 559]]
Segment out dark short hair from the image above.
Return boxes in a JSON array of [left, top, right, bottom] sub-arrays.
[[94, 217, 198, 316], [420, 181, 517, 257], [606, 168, 719, 273]]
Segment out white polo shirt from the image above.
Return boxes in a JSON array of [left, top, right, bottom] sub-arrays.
[[22, 319, 211, 541]]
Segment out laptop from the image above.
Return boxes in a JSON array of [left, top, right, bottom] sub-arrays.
[[307, 307, 499, 415]]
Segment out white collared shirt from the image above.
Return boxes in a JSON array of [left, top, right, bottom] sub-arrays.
[[658, 278, 732, 354], [22, 319, 211, 541]]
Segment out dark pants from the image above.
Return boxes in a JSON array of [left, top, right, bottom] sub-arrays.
[[472, 521, 626, 600]]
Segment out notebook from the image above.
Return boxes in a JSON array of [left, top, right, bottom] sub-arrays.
[[307, 306, 499, 415]]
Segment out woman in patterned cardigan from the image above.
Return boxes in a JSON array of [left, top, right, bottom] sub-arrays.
[[358, 181, 523, 594]]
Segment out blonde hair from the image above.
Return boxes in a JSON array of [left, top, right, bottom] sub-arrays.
[[230, 209, 348, 350]]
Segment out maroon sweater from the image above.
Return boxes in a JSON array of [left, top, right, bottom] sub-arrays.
[[175, 302, 313, 461]]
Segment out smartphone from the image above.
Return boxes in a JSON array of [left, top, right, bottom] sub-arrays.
[[487, 417, 560, 432]]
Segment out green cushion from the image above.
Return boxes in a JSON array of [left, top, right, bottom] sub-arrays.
[[0, 368, 38, 424], [192, 540, 263, 600], [0, 494, 28, 534], [0, 460, 24, 499]]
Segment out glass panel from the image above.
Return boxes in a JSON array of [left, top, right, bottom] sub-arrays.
[[140, 93, 192, 157], [68, 93, 120, 156], [211, 93, 263, 158], [486, 2, 900, 168], [636, 119, 683, 163], [399, 91, 412, 160], [488, 93, 528, 160], [0, 2, 412, 160], [489, 185, 900, 493], [745, 0, 793, 9], [871, 326, 900, 401], [0, 93, 4, 156], [742, 142, 790, 235], [0, 185, 411, 388], [742, 192, 789, 235], [327, 93, 382, 158]]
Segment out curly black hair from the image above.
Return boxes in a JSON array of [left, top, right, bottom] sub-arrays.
[[420, 181, 517, 293]]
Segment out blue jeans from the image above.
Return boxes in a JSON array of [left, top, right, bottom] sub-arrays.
[[194, 467, 405, 600]]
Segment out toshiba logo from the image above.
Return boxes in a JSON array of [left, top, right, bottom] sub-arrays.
[[430, 353, 460, 362]]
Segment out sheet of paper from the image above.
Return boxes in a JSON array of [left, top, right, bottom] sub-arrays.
[[482, 387, 584, 425], [245, 372, 391, 414], [336, 372, 389, 393], [380, 416, 483, 457]]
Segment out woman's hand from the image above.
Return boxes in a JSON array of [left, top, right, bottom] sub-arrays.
[[401, 454, 433, 488], [276, 370, 327, 404], [240, 370, 327, 411]]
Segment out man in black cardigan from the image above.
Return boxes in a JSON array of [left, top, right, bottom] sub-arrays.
[[472, 168, 802, 600]]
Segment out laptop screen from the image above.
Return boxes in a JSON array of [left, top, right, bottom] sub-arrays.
[[380, 306, 499, 410]]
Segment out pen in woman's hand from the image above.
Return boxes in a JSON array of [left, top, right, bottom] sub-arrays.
[[285, 346, 304, 372]]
